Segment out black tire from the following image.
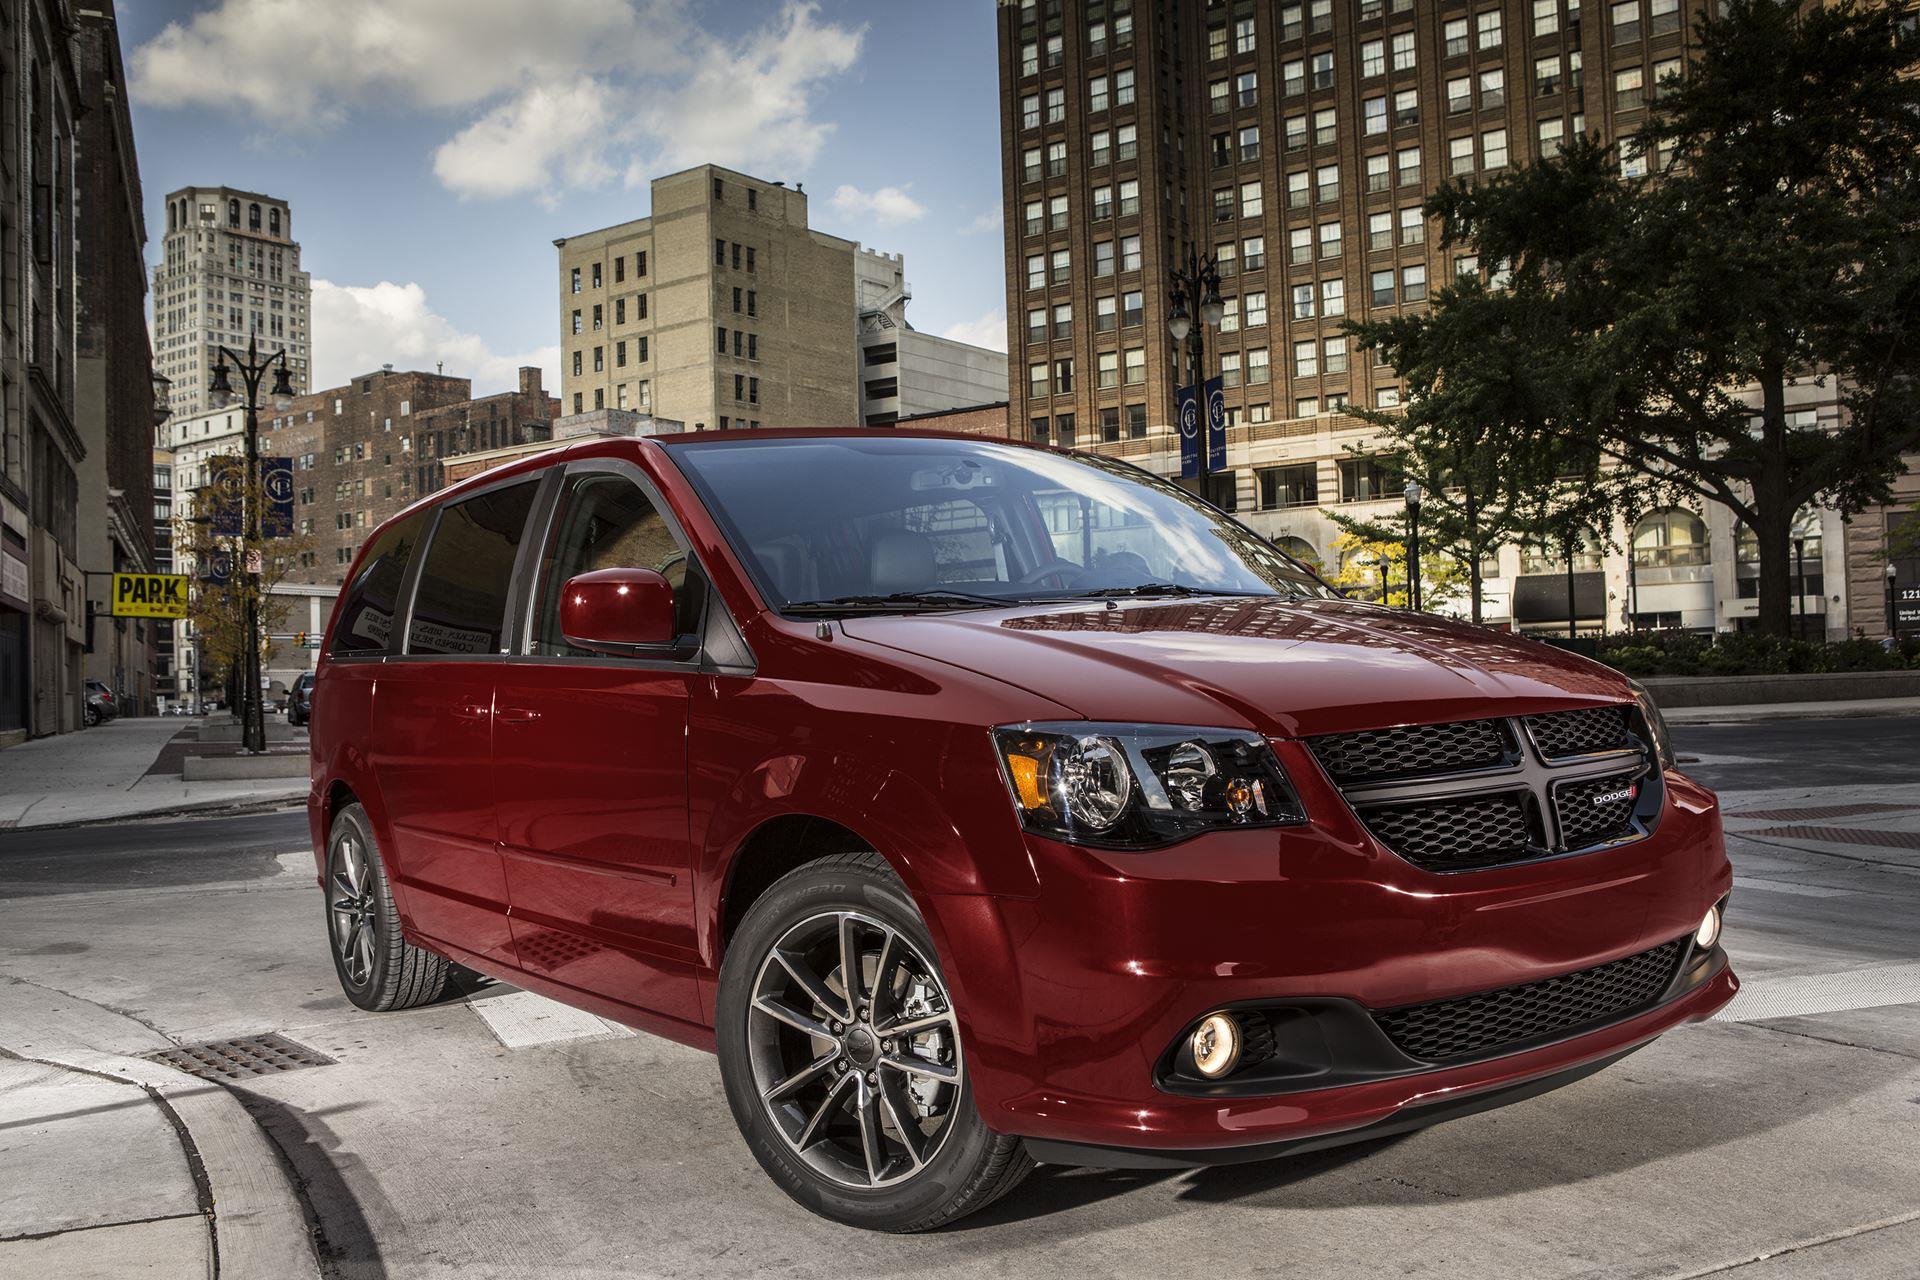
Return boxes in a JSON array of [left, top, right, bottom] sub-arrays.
[[324, 803, 450, 1012], [716, 851, 1032, 1232]]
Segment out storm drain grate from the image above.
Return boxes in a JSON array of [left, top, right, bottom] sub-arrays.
[[145, 1033, 334, 1082], [1732, 803, 1920, 822]]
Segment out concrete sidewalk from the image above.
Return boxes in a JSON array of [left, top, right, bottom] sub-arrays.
[[0, 717, 305, 830], [0, 977, 319, 1279]]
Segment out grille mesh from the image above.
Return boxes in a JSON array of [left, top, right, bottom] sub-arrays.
[[1526, 706, 1634, 758], [1373, 938, 1686, 1062], [1360, 792, 1535, 872], [1554, 769, 1644, 849], [1306, 717, 1511, 785]]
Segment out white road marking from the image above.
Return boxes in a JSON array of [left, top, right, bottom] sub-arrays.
[[1716, 961, 1920, 1023], [1731, 876, 1854, 899], [468, 990, 635, 1049]]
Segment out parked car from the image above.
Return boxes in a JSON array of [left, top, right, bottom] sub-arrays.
[[84, 679, 118, 727], [309, 431, 1736, 1232], [286, 673, 314, 727]]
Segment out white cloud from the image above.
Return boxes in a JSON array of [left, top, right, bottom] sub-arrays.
[[131, 0, 864, 203], [310, 280, 558, 398], [434, 82, 617, 206], [644, 2, 864, 175], [939, 311, 1008, 353], [829, 183, 927, 227], [957, 207, 1002, 236]]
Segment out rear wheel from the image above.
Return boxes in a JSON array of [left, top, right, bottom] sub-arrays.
[[325, 803, 449, 1011], [716, 851, 1031, 1231]]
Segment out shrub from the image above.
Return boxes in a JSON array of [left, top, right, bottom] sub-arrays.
[[1593, 631, 1919, 677]]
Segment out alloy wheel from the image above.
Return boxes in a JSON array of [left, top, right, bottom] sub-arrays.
[[327, 830, 378, 987], [746, 910, 963, 1190]]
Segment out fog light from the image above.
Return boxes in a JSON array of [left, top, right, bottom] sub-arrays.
[[1695, 905, 1722, 951], [1191, 1012, 1241, 1079]]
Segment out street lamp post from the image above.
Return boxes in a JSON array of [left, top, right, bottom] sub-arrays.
[[1403, 480, 1423, 611], [1888, 562, 1900, 639], [208, 336, 294, 755], [1793, 536, 1807, 641], [1166, 247, 1225, 505]]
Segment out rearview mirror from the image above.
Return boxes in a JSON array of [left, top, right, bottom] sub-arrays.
[[559, 568, 676, 653]]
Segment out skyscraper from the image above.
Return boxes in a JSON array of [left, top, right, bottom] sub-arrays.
[[997, 0, 1751, 632], [151, 187, 312, 420]]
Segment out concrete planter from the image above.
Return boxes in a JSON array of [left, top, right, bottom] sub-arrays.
[[1639, 668, 1920, 708], [180, 752, 309, 781]]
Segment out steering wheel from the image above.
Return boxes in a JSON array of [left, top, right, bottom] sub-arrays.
[[1015, 557, 1082, 587]]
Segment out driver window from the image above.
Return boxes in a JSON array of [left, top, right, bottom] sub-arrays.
[[531, 471, 703, 656]]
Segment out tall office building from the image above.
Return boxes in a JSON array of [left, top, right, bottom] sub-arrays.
[[151, 186, 312, 420], [555, 165, 859, 430], [995, 0, 1859, 637]]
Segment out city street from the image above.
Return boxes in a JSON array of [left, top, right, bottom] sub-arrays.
[[2, 714, 1917, 1278]]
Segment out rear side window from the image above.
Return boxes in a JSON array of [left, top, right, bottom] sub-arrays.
[[329, 510, 427, 656], [406, 480, 540, 656]]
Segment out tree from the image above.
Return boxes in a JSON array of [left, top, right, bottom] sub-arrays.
[[1325, 528, 1469, 612], [173, 461, 311, 710], [1349, 0, 1920, 636]]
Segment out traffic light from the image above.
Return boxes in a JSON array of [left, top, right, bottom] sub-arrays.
[[296, 630, 308, 649]]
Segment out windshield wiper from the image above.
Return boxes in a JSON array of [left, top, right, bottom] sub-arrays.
[[783, 589, 1019, 616], [1066, 583, 1270, 600]]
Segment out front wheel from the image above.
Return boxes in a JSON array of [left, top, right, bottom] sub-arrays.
[[716, 851, 1031, 1231], [324, 803, 450, 1011]]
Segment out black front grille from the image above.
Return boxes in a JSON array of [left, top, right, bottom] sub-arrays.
[[1554, 769, 1645, 849], [1526, 706, 1634, 759], [1307, 717, 1512, 785], [1359, 792, 1535, 872], [1373, 938, 1687, 1063]]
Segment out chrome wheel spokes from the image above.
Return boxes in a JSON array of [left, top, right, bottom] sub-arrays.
[[746, 910, 963, 1189], [327, 833, 379, 986]]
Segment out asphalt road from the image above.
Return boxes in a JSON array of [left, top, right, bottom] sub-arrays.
[[2, 715, 1916, 1277], [0, 808, 309, 895]]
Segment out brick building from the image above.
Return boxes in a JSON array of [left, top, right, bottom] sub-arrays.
[[555, 164, 859, 430], [76, 0, 161, 713], [410, 367, 560, 497], [275, 368, 474, 581], [894, 402, 1013, 439]]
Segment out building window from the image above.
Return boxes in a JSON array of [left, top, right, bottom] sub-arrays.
[[1318, 220, 1341, 258], [1477, 8, 1503, 50], [1220, 352, 1242, 387], [1055, 359, 1074, 394], [1533, 0, 1559, 36], [1248, 347, 1271, 385], [1369, 210, 1392, 251], [1047, 86, 1066, 123], [1447, 75, 1472, 114], [1097, 350, 1120, 388], [570, 267, 582, 294], [1450, 136, 1475, 176], [1321, 277, 1346, 316], [1615, 66, 1644, 111], [1293, 340, 1317, 378], [1122, 289, 1144, 326], [1633, 508, 1711, 567], [1397, 146, 1421, 186], [1399, 206, 1424, 245], [1537, 55, 1563, 97], [1612, 1, 1641, 44], [1315, 164, 1339, 204], [1361, 39, 1385, 77], [1126, 403, 1148, 437], [1391, 30, 1415, 71], [1244, 291, 1268, 328], [1120, 234, 1142, 272], [1325, 336, 1349, 373], [1259, 464, 1318, 509], [1650, 0, 1680, 35], [1394, 88, 1418, 128], [1124, 347, 1146, 384], [1371, 269, 1395, 306], [1340, 455, 1402, 502], [1241, 181, 1264, 218], [1091, 130, 1111, 167], [1364, 95, 1387, 136], [1445, 17, 1470, 57], [1292, 283, 1315, 320], [1402, 263, 1428, 302]]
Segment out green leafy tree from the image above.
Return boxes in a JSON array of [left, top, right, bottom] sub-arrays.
[[1349, 0, 1920, 637]]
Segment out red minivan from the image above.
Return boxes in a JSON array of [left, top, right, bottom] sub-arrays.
[[309, 430, 1736, 1231]]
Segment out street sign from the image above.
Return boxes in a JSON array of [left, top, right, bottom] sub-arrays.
[[110, 572, 189, 619]]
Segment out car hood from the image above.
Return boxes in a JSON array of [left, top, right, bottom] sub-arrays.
[[840, 596, 1633, 739]]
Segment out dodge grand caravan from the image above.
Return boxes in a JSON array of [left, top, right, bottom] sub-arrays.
[[308, 430, 1736, 1231]]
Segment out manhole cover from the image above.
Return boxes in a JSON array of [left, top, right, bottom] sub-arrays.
[[145, 1033, 334, 1082]]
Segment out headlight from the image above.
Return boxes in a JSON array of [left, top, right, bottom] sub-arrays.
[[992, 722, 1306, 849], [1626, 678, 1675, 770]]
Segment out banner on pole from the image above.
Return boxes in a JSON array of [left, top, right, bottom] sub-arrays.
[[1205, 375, 1228, 473], [1176, 383, 1200, 479]]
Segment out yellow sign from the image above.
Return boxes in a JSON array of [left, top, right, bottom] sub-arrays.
[[111, 572, 190, 619]]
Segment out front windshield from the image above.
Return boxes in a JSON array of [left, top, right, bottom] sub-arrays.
[[667, 436, 1329, 612]]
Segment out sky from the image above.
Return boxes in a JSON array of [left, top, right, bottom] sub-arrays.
[[118, 0, 1009, 398]]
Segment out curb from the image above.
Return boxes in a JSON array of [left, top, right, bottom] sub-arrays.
[[0, 792, 307, 833], [1666, 699, 1920, 725], [0, 978, 322, 1280]]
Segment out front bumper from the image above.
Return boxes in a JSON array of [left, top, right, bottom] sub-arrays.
[[925, 761, 1735, 1159]]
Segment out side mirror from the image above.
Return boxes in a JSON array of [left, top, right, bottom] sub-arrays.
[[559, 568, 677, 654]]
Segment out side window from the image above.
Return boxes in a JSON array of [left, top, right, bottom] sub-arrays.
[[329, 510, 427, 656], [531, 471, 704, 657], [406, 481, 540, 655]]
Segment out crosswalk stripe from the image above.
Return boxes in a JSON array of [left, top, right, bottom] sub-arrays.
[[1715, 961, 1920, 1023]]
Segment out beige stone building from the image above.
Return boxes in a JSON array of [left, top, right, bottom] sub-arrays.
[[555, 165, 859, 430]]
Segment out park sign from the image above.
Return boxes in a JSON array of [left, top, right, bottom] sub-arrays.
[[111, 572, 189, 619]]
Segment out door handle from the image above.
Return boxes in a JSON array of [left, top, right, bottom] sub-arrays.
[[497, 707, 543, 724], [452, 703, 491, 722]]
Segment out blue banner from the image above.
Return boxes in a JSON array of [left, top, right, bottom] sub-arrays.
[[1205, 376, 1228, 473], [208, 456, 245, 536], [1176, 383, 1200, 479], [262, 456, 294, 538], [198, 550, 233, 586]]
